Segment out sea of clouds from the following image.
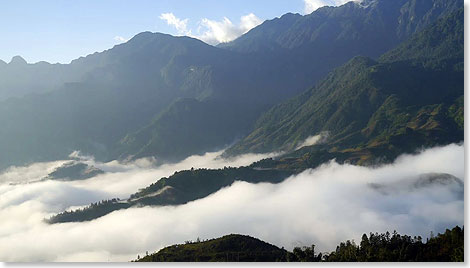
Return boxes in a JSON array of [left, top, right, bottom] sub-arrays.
[[0, 143, 464, 262]]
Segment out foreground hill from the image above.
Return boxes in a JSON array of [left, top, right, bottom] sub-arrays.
[[137, 234, 289, 262], [135, 226, 464, 262], [227, 8, 464, 166]]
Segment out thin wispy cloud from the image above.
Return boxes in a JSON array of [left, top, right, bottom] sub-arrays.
[[113, 36, 129, 43], [159, 12, 191, 36], [295, 132, 329, 150]]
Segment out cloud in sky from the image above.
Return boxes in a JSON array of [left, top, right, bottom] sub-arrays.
[[159, 12, 191, 36], [113, 36, 129, 43], [0, 143, 463, 261], [198, 13, 262, 44], [303, 0, 362, 14], [159, 12, 262, 45]]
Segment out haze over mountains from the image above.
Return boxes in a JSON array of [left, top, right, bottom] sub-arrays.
[[0, 0, 462, 170]]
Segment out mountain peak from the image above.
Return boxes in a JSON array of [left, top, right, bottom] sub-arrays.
[[128, 31, 173, 43], [279, 12, 301, 19], [9, 55, 27, 65]]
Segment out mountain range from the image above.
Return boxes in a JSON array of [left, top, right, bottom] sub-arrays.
[[0, 0, 462, 169]]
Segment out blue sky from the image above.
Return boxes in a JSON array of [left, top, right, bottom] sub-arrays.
[[0, 0, 350, 63]]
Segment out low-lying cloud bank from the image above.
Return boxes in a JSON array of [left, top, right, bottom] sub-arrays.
[[0, 144, 464, 261]]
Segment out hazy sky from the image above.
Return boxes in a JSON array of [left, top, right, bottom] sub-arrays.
[[0, 0, 356, 64]]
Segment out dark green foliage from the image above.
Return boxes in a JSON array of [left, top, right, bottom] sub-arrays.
[[292, 245, 322, 262], [325, 226, 464, 262], [135, 226, 464, 262], [48, 166, 293, 223]]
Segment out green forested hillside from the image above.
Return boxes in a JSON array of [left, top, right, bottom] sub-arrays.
[[137, 234, 290, 262], [227, 8, 464, 166], [325, 226, 464, 262], [135, 226, 464, 262]]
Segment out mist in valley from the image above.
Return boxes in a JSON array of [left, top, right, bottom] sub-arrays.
[[0, 143, 463, 261]]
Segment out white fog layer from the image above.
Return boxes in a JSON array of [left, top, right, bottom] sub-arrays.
[[0, 144, 463, 261]]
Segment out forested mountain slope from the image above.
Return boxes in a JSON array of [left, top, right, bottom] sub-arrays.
[[227, 8, 464, 166]]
